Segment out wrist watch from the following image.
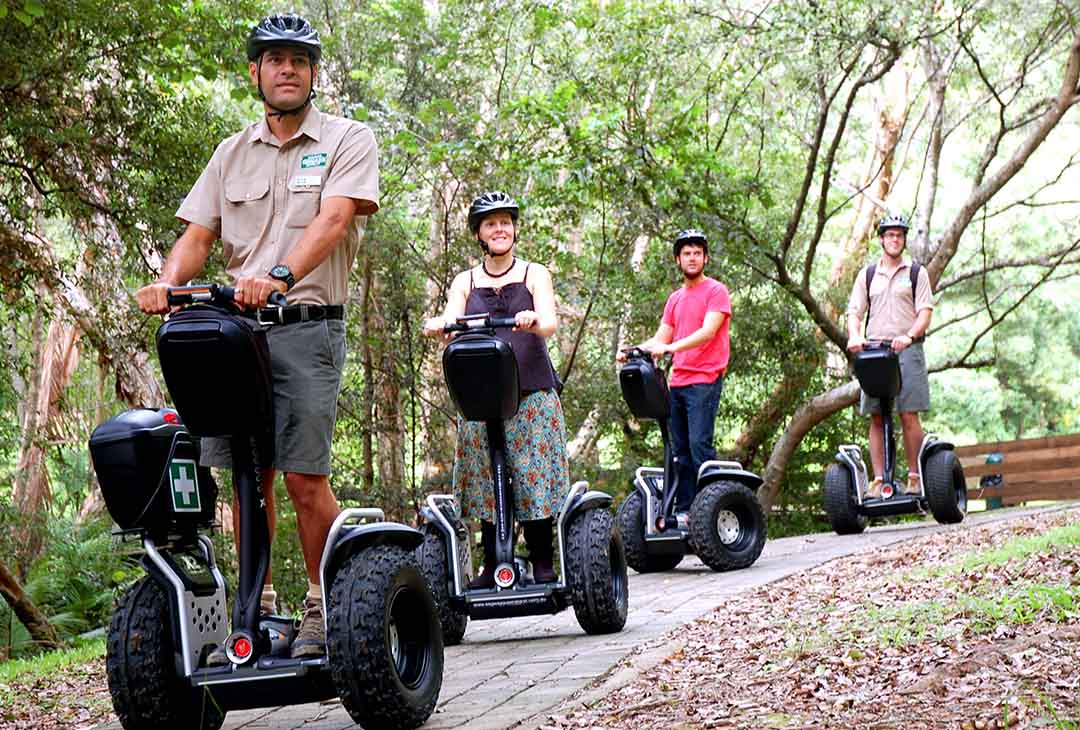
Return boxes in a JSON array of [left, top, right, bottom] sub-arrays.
[[268, 264, 295, 291]]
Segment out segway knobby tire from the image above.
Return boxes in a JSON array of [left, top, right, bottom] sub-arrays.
[[106, 577, 225, 730], [689, 481, 767, 572], [823, 463, 868, 535], [615, 492, 683, 573], [565, 508, 628, 634], [327, 544, 443, 730], [924, 449, 967, 525], [417, 524, 469, 645]]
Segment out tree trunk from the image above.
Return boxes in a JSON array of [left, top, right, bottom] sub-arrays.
[[0, 557, 61, 652], [758, 381, 860, 513]]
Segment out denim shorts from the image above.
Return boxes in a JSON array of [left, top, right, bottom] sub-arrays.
[[860, 342, 930, 415], [200, 319, 346, 475]]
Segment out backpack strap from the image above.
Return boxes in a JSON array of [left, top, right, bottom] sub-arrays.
[[863, 263, 876, 333], [910, 260, 920, 302]]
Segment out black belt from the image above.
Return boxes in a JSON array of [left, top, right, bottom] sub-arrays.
[[245, 304, 345, 326]]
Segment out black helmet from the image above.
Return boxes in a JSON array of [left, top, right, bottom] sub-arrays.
[[673, 228, 708, 257], [247, 14, 322, 65], [468, 191, 519, 233], [877, 213, 910, 236]]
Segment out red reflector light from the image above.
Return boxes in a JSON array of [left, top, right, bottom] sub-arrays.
[[163, 411, 180, 425], [235, 637, 252, 658], [497, 568, 514, 583]]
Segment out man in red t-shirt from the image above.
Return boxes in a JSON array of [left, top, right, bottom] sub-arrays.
[[620, 229, 732, 519]]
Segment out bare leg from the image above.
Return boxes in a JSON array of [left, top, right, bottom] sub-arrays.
[[868, 413, 885, 478], [231, 467, 276, 585], [899, 412, 925, 476], [284, 472, 340, 584]]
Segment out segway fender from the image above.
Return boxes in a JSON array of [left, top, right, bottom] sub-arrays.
[[919, 437, 955, 474], [697, 465, 763, 491], [564, 490, 614, 520], [325, 523, 424, 582]]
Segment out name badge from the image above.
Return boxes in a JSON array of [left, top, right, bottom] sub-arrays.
[[301, 152, 328, 169], [292, 175, 322, 188]]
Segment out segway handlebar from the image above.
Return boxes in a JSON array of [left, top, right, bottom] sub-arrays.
[[166, 284, 288, 309], [442, 314, 518, 333]]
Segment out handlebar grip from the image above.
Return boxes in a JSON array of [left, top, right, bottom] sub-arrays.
[[487, 317, 518, 329], [166, 284, 217, 306], [267, 291, 288, 307]]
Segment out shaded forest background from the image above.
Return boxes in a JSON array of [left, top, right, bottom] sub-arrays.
[[1, 0, 1078, 658]]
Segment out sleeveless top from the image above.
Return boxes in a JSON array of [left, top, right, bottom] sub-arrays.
[[465, 263, 560, 393]]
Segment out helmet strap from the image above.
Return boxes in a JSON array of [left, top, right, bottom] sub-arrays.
[[256, 55, 316, 120]]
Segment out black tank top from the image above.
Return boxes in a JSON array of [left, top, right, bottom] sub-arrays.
[[465, 263, 560, 393]]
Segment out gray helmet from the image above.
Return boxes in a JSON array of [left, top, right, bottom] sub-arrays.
[[673, 228, 708, 257], [247, 14, 322, 65], [877, 213, 910, 236], [468, 191, 519, 233]]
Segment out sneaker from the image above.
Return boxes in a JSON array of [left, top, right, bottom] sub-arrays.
[[291, 598, 326, 659], [865, 477, 884, 499], [904, 473, 922, 495]]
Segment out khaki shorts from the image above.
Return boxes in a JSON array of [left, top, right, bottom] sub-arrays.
[[200, 319, 346, 475], [859, 342, 930, 415]]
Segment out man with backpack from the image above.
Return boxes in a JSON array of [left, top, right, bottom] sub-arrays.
[[846, 214, 934, 498]]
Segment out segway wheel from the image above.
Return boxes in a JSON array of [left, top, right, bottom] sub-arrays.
[[417, 524, 469, 645], [565, 508, 629, 634], [823, 463, 868, 535], [327, 544, 443, 730], [689, 481, 767, 571], [924, 449, 967, 524], [106, 577, 225, 730], [615, 492, 683, 573]]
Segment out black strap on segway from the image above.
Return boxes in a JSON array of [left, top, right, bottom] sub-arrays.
[[864, 261, 921, 337]]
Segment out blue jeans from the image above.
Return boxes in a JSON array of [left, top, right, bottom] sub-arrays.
[[669, 375, 724, 512]]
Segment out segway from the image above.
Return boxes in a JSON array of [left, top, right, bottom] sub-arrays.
[[823, 340, 967, 534], [90, 284, 442, 730], [416, 313, 628, 645], [614, 348, 767, 573]]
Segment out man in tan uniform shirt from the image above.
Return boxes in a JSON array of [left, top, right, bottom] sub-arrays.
[[135, 14, 378, 659], [846, 214, 934, 498]]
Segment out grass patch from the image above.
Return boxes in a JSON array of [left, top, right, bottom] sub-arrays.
[[960, 584, 1080, 633], [860, 600, 956, 647], [927, 522, 1080, 577], [0, 636, 105, 684]]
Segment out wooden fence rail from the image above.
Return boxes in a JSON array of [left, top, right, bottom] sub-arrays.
[[956, 433, 1080, 506]]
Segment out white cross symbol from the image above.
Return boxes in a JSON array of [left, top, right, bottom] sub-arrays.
[[174, 466, 197, 507]]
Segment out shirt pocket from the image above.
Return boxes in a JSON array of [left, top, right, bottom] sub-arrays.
[[222, 177, 271, 246], [285, 179, 322, 229]]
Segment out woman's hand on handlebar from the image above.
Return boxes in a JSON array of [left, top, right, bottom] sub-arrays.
[[422, 316, 448, 338], [514, 309, 538, 332], [135, 281, 174, 315], [234, 275, 287, 310]]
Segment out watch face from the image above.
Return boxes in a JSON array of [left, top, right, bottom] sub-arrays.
[[271, 265, 290, 278]]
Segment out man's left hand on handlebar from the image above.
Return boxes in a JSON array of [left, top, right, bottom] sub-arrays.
[[234, 275, 287, 310], [135, 281, 174, 315]]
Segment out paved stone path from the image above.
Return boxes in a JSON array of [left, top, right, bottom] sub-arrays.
[[98, 505, 1064, 730]]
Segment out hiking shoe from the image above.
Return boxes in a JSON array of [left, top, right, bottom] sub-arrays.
[[865, 477, 884, 499], [904, 474, 923, 495], [291, 598, 326, 659], [204, 644, 229, 667]]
